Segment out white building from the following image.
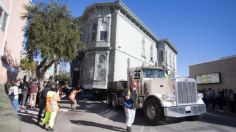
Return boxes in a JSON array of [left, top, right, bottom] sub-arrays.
[[72, 1, 177, 89], [157, 39, 177, 77]]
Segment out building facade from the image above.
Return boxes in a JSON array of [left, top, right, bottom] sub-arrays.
[[72, 1, 177, 88], [157, 39, 177, 77], [0, 0, 31, 84], [189, 56, 236, 92]]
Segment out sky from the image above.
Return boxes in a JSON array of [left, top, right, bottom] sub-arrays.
[[32, 0, 236, 77]]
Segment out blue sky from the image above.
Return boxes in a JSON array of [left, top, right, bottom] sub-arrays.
[[32, 0, 236, 77]]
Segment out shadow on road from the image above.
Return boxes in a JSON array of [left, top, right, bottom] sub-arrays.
[[76, 100, 185, 126], [18, 113, 38, 126], [70, 120, 126, 132], [200, 112, 236, 128]]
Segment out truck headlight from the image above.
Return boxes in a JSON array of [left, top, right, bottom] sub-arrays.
[[197, 93, 204, 99], [162, 94, 176, 101]]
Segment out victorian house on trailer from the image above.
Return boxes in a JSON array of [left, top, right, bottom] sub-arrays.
[[71, 1, 177, 90]]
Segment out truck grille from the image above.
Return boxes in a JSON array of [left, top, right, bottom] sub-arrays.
[[177, 81, 197, 104]]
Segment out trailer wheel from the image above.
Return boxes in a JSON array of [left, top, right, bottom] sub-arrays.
[[144, 98, 164, 125], [106, 94, 112, 107], [111, 95, 118, 109]]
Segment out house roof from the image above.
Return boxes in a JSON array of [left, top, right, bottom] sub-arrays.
[[79, 0, 177, 53], [158, 39, 178, 54]]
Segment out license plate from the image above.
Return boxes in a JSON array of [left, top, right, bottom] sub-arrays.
[[185, 106, 191, 111]]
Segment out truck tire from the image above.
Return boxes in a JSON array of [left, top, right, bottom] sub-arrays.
[[111, 95, 118, 109], [144, 98, 164, 125], [106, 94, 112, 107]]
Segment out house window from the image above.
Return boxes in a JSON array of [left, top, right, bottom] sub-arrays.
[[159, 50, 164, 65], [94, 54, 106, 81], [141, 38, 145, 57], [99, 17, 109, 41], [0, 7, 8, 31], [91, 23, 97, 41], [85, 54, 95, 81], [150, 44, 153, 61], [100, 31, 107, 41], [169, 53, 172, 68]]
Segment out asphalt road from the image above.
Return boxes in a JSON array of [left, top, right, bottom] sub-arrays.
[[19, 100, 236, 132]]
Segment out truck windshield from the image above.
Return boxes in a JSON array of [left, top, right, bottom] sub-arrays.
[[143, 69, 165, 78]]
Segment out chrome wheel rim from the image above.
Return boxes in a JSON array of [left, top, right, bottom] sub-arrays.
[[147, 105, 156, 120]]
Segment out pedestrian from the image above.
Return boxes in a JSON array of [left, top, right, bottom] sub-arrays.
[[29, 79, 39, 108], [21, 80, 29, 110], [18, 80, 24, 106], [8, 81, 20, 112], [122, 80, 138, 132], [37, 81, 52, 124], [68, 87, 81, 110], [211, 90, 217, 110], [41, 81, 66, 131]]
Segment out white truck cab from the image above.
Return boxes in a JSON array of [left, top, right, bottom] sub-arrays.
[[107, 66, 206, 125]]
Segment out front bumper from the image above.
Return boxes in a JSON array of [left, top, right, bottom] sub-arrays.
[[164, 104, 206, 118]]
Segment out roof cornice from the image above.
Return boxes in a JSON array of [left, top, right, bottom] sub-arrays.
[[159, 39, 178, 54]]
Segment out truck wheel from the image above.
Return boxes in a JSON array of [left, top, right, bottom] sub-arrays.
[[144, 98, 164, 125], [111, 95, 118, 109], [106, 94, 111, 107]]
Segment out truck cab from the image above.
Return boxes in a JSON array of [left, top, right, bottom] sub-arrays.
[[107, 66, 206, 125]]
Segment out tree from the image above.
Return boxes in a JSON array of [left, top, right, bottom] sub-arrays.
[[20, 58, 36, 75], [21, 1, 84, 81]]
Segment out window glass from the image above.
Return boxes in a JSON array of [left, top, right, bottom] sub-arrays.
[[85, 55, 95, 81], [94, 54, 106, 81], [159, 51, 164, 64], [143, 69, 165, 78], [91, 23, 97, 41], [150, 44, 153, 61], [134, 70, 141, 79], [100, 31, 107, 41]]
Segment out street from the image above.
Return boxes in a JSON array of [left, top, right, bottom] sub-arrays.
[[19, 100, 236, 132]]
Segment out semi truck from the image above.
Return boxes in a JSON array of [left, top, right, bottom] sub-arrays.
[[106, 65, 206, 125]]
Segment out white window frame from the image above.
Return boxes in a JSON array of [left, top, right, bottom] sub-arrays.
[[99, 17, 109, 41]]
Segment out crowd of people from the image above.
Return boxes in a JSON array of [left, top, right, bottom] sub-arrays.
[[6, 77, 236, 132], [5, 78, 81, 131], [199, 88, 236, 113]]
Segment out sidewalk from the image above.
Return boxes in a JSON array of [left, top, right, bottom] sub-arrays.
[[18, 99, 127, 132], [18, 99, 77, 132]]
